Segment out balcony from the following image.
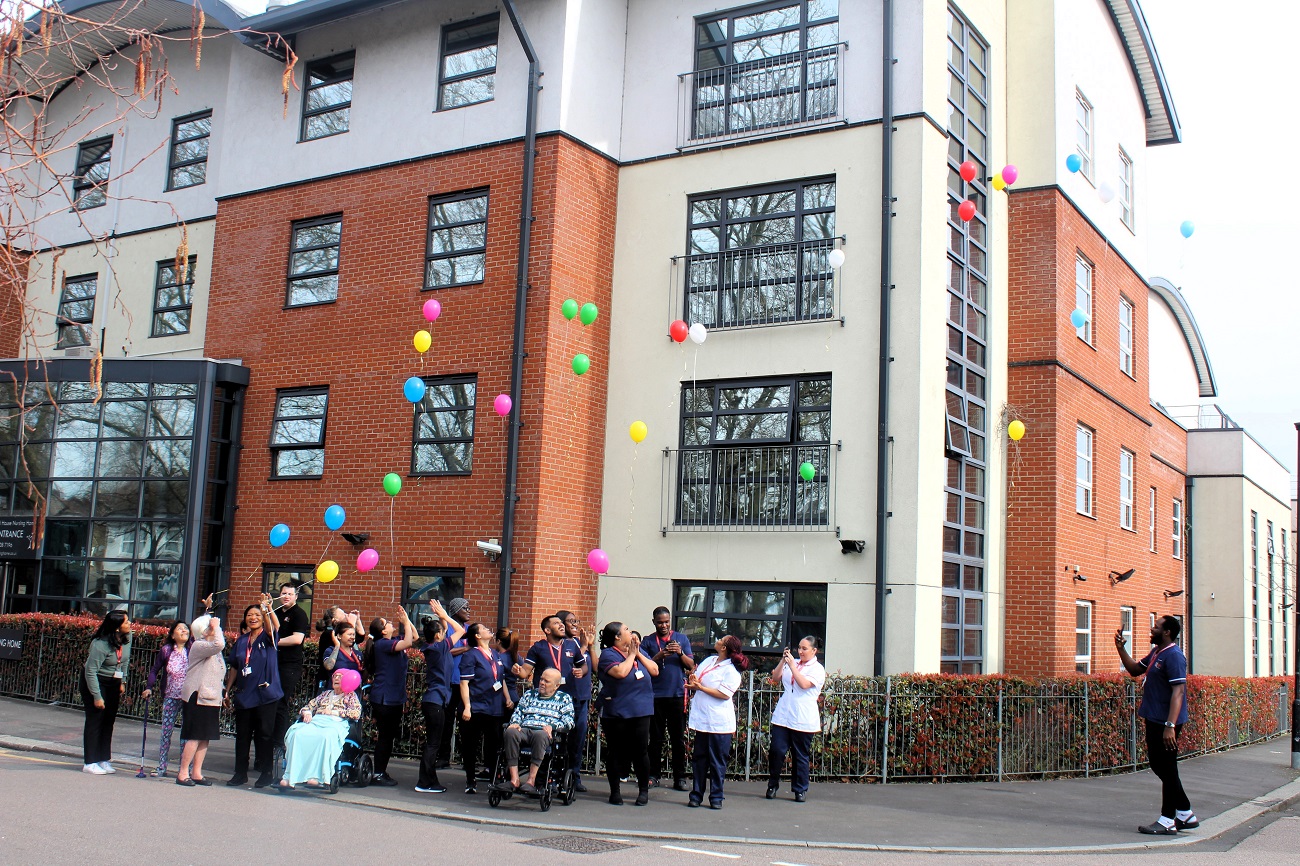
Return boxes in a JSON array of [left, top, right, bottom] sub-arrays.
[[670, 237, 842, 331], [677, 44, 847, 149], [661, 443, 838, 534]]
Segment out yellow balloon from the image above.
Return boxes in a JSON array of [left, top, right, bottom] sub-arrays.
[[629, 420, 648, 443], [992, 173, 1006, 191], [1008, 420, 1026, 441], [413, 330, 432, 353], [317, 560, 340, 583]]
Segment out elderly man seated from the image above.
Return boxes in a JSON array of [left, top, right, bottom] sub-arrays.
[[496, 667, 574, 794]]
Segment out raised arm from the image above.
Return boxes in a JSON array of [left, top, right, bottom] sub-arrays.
[[393, 607, 416, 652], [1114, 629, 1144, 677]]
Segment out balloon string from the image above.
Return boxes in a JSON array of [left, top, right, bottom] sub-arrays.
[[315, 534, 334, 568], [627, 448, 637, 552], [389, 497, 397, 605], [241, 542, 273, 586]]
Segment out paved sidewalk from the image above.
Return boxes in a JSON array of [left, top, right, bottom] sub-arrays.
[[3, 695, 1297, 853]]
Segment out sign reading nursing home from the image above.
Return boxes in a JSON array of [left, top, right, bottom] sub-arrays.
[[0, 628, 22, 661], [0, 516, 41, 559]]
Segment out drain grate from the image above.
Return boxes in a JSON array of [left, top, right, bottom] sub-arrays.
[[521, 835, 636, 855]]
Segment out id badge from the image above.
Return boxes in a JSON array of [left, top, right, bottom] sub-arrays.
[[558, 676, 566, 685], [242, 666, 253, 677], [634, 668, 644, 680], [492, 680, 503, 692], [112, 670, 124, 679]]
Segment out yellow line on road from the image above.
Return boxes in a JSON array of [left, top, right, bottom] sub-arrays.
[[0, 749, 69, 766]]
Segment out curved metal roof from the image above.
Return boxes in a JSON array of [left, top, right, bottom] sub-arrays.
[[1102, 0, 1182, 146], [1148, 276, 1216, 398]]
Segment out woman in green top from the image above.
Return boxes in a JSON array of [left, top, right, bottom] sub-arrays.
[[81, 610, 132, 775]]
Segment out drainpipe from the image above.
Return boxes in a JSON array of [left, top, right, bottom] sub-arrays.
[[873, 0, 895, 677], [1184, 476, 1193, 673], [497, 0, 541, 629]]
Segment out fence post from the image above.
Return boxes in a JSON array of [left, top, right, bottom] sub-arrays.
[[593, 716, 603, 777], [1131, 681, 1138, 770], [1084, 680, 1090, 778], [744, 670, 754, 782], [881, 676, 892, 785], [997, 683, 1004, 782], [34, 632, 44, 703]]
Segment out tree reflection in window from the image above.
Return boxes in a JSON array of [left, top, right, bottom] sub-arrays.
[[412, 376, 476, 475]]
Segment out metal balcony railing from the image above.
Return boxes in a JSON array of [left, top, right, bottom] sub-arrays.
[[670, 237, 843, 331], [677, 44, 847, 148], [662, 443, 837, 533]]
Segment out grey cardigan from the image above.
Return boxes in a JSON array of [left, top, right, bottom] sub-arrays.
[[182, 632, 227, 707]]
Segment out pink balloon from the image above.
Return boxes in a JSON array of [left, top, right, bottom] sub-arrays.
[[587, 548, 610, 574], [337, 670, 361, 694], [422, 299, 442, 322], [494, 394, 512, 417], [357, 548, 379, 572], [1001, 164, 1019, 185]]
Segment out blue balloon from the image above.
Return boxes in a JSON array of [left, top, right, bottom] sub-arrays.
[[324, 505, 346, 532], [1070, 308, 1088, 329], [403, 376, 426, 403], [1179, 220, 1194, 239], [269, 523, 291, 548], [1065, 153, 1081, 173]]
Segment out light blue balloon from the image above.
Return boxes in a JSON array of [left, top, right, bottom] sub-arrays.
[[269, 523, 291, 548], [1179, 220, 1194, 238], [324, 505, 346, 532], [403, 376, 426, 403], [1070, 309, 1088, 329], [1065, 153, 1081, 173]]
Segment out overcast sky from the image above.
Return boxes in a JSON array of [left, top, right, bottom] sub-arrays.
[[1142, 0, 1296, 475]]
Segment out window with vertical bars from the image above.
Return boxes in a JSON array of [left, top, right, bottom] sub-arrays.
[[1076, 425, 1094, 516], [1075, 601, 1092, 673], [1119, 448, 1135, 531]]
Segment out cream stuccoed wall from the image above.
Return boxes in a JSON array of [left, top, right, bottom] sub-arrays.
[[1147, 289, 1202, 408], [21, 222, 214, 361]]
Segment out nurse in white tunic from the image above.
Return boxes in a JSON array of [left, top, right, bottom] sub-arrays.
[[765, 636, 825, 802]]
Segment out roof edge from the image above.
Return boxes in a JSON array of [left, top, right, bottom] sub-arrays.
[[1148, 276, 1216, 399], [1102, 0, 1182, 146]]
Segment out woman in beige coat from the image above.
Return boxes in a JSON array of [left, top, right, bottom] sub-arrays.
[[175, 614, 226, 786]]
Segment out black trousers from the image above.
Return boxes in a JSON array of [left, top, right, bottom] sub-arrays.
[[233, 701, 277, 777], [461, 712, 505, 788], [438, 692, 463, 763], [1145, 719, 1191, 819], [649, 696, 687, 780], [418, 702, 446, 789], [569, 699, 590, 778], [80, 675, 121, 765], [691, 731, 733, 805], [768, 724, 814, 794], [371, 702, 404, 775], [602, 714, 651, 793], [273, 662, 304, 749]]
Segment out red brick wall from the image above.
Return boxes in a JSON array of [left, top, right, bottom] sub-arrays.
[[0, 250, 30, 358], [1005, 189, 1187, 675], [205, 135, 617, 637]]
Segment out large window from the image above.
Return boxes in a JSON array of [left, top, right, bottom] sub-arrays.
[[672, 580, 826, 666], [1075, 89, 1093, 181], [1119, 606, 1135, 659], [1268, 521, 1276, 675], [1075, 424, 1093, 516], [151, 256, 196, 337], [676, 375, 830, 527], [1251, 511, 1259, 676], [1075, 255, 1093, 344], [287, 216, 342, 307], [1075, 601, 1093, 673], [166, 111, 212, 190], [73, 137, 112, 209], [412, 375, 476, 475], [691, 0, 840, 141], [1149, 486, 1157, 552], [270, 388, 328, 479], [685, 178, 836, 328], [1119, 297, 1134, 377], [1118, 146, 1135, 230], [1171, 498, 1183, 559], [1119, 448, 1135, 531], [263, 565, 314, 623], [438, 16, 498, 110], [56, 274, 97, 349], [402, 567, 465, 626], [426, 191, 488, 288], [301, 53, 354, 141], [1283, 529, 1290, 673]]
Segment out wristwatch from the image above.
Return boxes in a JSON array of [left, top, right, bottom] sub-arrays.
[[1163, 721, 1175, 728]]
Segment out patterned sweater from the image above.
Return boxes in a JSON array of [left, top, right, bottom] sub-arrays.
[[509, 689, 574, 731]]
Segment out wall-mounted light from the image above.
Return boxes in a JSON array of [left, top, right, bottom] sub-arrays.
[[840, 539, 866, 554], [1069, 565, 1086, 582], [341, 532, 370, 546], [1109, 568, 1135, 585], [1163, 589, 1184, 599]]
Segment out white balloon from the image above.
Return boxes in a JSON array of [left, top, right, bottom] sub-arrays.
[[827, 248, 846, 269], [1097, 181, 1116, 204], [688, 322, 708, 344]]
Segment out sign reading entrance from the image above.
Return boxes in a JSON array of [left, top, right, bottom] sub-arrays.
[[0, 627, 23, 660], [0, 517, 40, 559]]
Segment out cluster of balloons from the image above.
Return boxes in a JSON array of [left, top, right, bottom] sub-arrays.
[[956, 162, 1018, 222], [561, 298, 600, 326], [267, 502, 378, 589], [668, 320, 709, 344], [413, 299, 442, 354]]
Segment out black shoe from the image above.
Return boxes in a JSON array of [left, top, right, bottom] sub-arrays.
[[687, 796, 701, 808], [254, 773, 274, 789], [709, 802, 722, 810], [635, 789, 649, 806], [414, 784, 447, 794], [673, 778, 689, 791], [1138, 821, 1178, 836], [175, 777, 196, 787], [608, 793, 623, 805], [793, 791, 806, 803], [464, 785, 477, 795], [372, 774, 399, 787], [226, 775, 248, 787], [1175, 815, 1200, 830], [192, 777, 212, 787], [574, 780, 588, 793], [435, 760, 451, 770], [765, 785, 778, 799]]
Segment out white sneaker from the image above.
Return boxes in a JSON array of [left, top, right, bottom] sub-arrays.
[[98, 761, 116, 774], [83, 763, 108, 775]]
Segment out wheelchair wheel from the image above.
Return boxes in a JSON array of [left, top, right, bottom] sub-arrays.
[[540, 787, 552, 812], [329, 768, 341, 794], [488, 790, 502, 808], [353, 753, 373, 787], [559, 769, 577, 805]]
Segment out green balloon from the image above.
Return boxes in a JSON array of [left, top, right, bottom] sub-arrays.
[[798, 462, 816, 482], [579, 302, 598, 326], [383, 473, 402, 496], [572, 353, 591, 376], [561, 298, 579, 320]]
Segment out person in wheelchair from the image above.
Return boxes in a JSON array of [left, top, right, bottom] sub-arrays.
[[494, 668, 574, 795], [279, 670, 362, 790]]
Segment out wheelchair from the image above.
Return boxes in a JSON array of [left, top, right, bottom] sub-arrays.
[[486, 727, 578, 812], [274, 685, 376, 794]]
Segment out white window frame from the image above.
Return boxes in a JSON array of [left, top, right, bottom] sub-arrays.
[[1118, 297, 1134, 378], [1075, 255, 1093, 344], [1076, 424, 1094, 516], [1119, 448, 1135, 531], [1075, 600, 1093, 673], [1120, 606, 1135, 659], [1149, 487, 1157, 552], [1075, 89, 1094, 182], [1171, 498, 1183, 560], [1118, 146, 1135, 230]]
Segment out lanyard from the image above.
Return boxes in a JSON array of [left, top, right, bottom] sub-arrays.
[[478, 647, 499, 682], [114, 646, 122, 671], [244, 635, 256, 669], [545, 640, 563, 672], [697, 658, 723, 682], [654, 632, 674, 656], [1146, 643, 1177, 670], [339, 645, 359, 668]]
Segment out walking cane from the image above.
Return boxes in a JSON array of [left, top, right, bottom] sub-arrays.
[[135, 695, 151, 778]]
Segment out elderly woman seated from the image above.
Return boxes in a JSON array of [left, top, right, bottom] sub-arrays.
[[279, 670, 362, 789]]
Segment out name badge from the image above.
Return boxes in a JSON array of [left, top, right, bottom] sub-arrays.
[[112, 670, 124, 679], [242, 666, 253, 677], [492, 680, 503, 692], [634, 669, 644, 680], [558, 677, 566, 685]]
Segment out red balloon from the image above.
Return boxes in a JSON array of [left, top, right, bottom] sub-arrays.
[[669, 319, 689, 343], [958, 200, 976, 222], [959, 161, 977, 183]]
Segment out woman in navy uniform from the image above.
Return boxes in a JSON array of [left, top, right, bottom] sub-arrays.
[[597, 621, 659, 805], [458, 622, 514, 794]]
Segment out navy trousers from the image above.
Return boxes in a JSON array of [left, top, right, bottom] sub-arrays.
[[767, 724, 813, 794], [691, 731, 732, 805], [568, 699, 590, 779]]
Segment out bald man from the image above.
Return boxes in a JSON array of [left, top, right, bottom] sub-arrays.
[[497, 668, 575, 794]]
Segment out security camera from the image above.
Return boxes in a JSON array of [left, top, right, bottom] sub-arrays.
[[477, 539, 502, 559]]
